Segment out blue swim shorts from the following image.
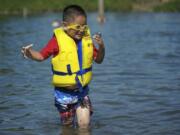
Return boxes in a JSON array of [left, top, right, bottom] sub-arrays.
[[54, 86, 93, 125]]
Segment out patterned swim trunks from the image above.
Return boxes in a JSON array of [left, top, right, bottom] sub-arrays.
[[54, 86, 93, 125]]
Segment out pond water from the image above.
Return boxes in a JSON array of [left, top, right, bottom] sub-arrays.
[[0, 12, 180, 135]]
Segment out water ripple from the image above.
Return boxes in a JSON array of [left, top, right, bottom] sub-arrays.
[[0, 68, 14, 75], [1, 13, 180, 135]]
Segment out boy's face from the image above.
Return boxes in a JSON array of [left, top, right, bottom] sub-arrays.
[[64, 15, 87, 41]]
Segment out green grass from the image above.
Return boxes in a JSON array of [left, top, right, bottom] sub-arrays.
[[0, 0, 135, 15], [0, 0, 86, 13], [154, 0, 180, 12], [105, 0, 134, 12], [0, 0, 180, 15]]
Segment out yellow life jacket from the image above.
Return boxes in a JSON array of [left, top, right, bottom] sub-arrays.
[[51, 27, 93, 87]]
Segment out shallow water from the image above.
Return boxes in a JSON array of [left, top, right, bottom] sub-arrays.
[[0, 12, 180, 135]]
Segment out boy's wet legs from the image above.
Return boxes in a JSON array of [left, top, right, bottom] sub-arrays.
[[76, 96, 92, 129], [55, 102, 76, 126], [76, 105, 90, 129], [55, 96, 92, 127], [59, 109, 75, 126]]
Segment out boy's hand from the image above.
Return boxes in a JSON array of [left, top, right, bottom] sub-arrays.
[[93, 32, 105, 64], [21, 44, 33, 59], [93, 33, 104, 46]]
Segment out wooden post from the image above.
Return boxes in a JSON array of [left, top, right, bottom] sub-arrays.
[[98, 0, 105, 24], [23, 7, 28, 17]]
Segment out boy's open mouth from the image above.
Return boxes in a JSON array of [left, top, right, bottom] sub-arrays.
[[75, 32, 84, 38]]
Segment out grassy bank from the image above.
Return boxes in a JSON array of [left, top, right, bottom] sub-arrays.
[[154, 0, 180, 12], [0, 0, 180, 16], [0, 0, 134, 15]]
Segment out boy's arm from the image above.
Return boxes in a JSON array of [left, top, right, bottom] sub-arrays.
[[93, 34, 105, 64], [21, 36, 59, 62], [21, 45, 44, 61]]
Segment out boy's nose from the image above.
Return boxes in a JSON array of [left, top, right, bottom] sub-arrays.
[[79, 28, 84, 32]]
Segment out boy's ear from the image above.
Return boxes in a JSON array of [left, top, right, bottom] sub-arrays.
[[62, 21, 68, 26], [61, 21, 68, 30]]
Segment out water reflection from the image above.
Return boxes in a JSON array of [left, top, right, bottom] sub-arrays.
[[1, 13, 180, 135], [60, 126, 91, 135]]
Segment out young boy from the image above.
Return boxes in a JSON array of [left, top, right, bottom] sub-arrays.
[[21, 5, 105, 128]]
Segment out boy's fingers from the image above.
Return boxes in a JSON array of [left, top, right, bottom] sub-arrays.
[[93, 35, 100, 39], [22, 44, 33, 50], [23, 55, 28, 59], [93, 32, 102, 39], [25, 44, 33, 49], [21, 47, 30, 59], [21, 44, 33, 58], [21, 49, 24, 53], [21, 49, 26, 58], [94, 35, 103, 41], [94, 37, 102, 43], [22, 48, 26, 53], [21, 50, 27, 59]]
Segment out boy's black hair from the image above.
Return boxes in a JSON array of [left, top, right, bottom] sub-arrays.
[[63, 5, 87, 22]]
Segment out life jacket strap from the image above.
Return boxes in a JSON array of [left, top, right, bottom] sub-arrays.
[[52, 66, 92, 76], [67, 64, 72, 75]]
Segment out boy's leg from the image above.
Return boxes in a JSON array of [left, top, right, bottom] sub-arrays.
[[59, 105, 75, 126], [55, 100, 76, 126], [76, 96, 92, 129], [76, 105, 90, 128]]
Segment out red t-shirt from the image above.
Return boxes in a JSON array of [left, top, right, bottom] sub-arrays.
[[40, 36, 98, 59]]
